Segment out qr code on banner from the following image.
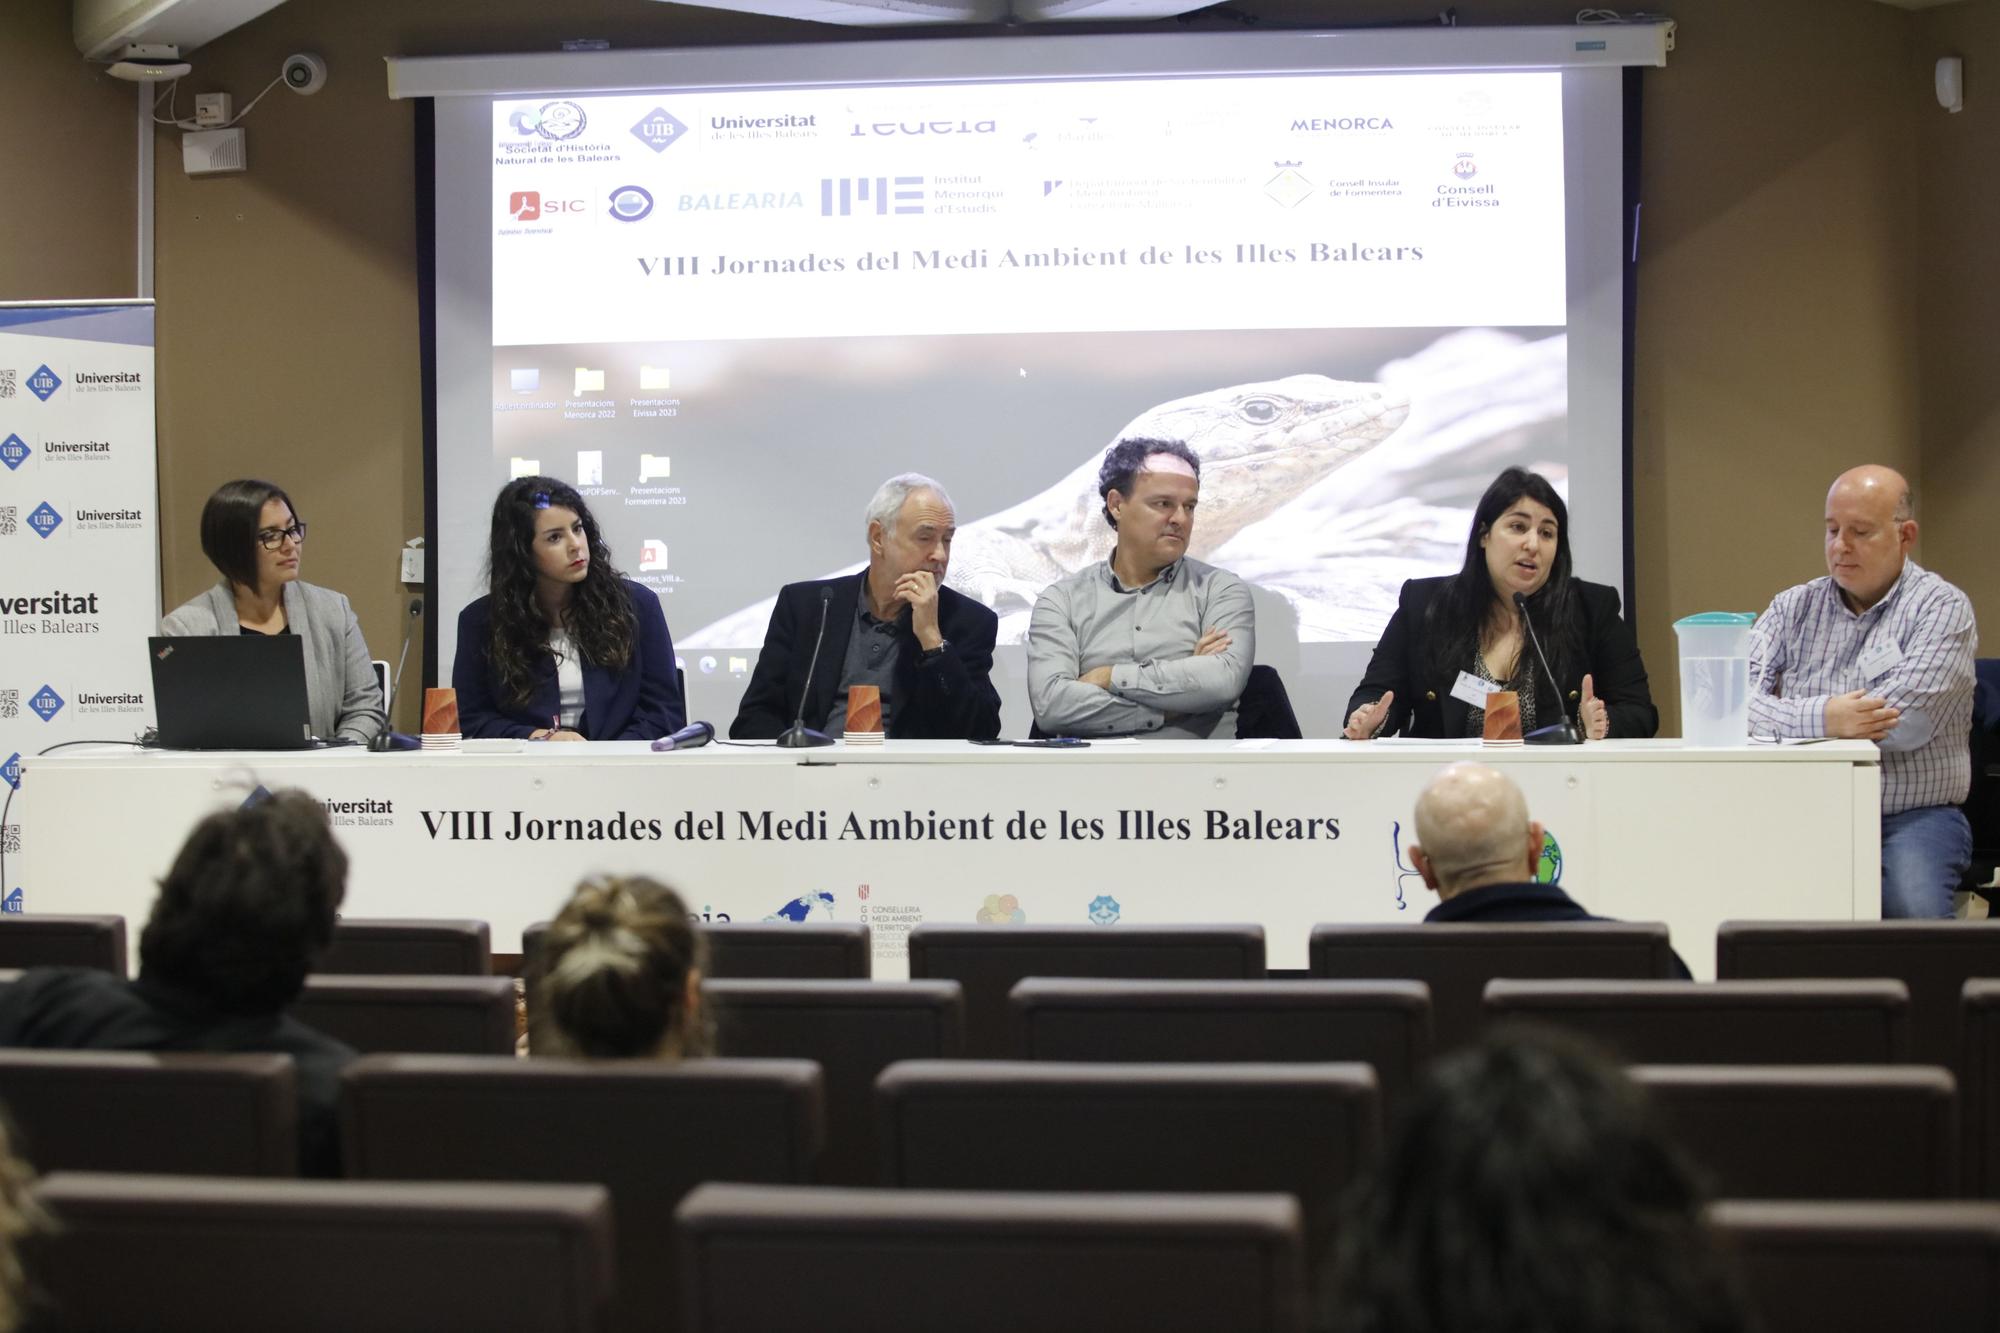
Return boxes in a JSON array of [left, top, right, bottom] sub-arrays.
[[0, 507, 13, 536], [0, 370, 14, 399], [0, 826, 17, 855], [0, 690, 16, 719]]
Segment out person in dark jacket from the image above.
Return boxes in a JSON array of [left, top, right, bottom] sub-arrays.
[[1408, 761, 1690, 977], [454, 476, 684, 740], [0, 790, 354, 1175], [1345, 467, 1656, 741], [731, 473, 1001, 741]]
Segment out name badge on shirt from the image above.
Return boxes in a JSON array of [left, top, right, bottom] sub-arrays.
[[1857, 637, 1904, 681], [1450, 670, 1497, 709]]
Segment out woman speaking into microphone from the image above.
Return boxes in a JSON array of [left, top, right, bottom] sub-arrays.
[[453, 476, 685, 741], [159, 479, 385, 745], [1343, 467, 1657, 742]]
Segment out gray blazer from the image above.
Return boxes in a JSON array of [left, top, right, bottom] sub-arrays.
[[159, 580, 386, 745]]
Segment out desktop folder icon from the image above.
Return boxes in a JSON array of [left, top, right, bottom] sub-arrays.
[[728, 656, 749, 675], [574, 367, 606, 395], [508, 457, 542, 479], [639, 365, 671, 391], [639, 454, 671, 482]]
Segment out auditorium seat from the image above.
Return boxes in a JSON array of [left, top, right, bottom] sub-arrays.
[[0, 1050, 297, 1175], [1009, 978, 1432, 1115], [1717, 920, 2000, 1068], [520, 920, 873, 983], [293, 976, 516, 1054], [1962, 980, 2000, 1197], [676, 1183, 1306, 1333], [1714, 1200, 2000, 1333], [876, 1059, 1375, 1264], [1310, 923, 1678, 1051], [1482, 978, 1912, 1064], [907, 924, 1266, 1058], [27, 1172, 613, 1333], [343, 1054, 823, 1333], [0, 914, 126, 974], [319, 918, 492, 975], [705, 979, 963, 1186], [1633, 1065, 1957, 1200]]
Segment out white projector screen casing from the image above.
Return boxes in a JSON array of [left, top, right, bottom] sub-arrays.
[[411, 29, 1651, 737]]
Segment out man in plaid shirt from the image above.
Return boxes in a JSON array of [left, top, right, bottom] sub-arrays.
[[1748, 465, 1978, 918]]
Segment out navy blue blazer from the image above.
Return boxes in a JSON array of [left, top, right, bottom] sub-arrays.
[[453, 579, 685, 740]]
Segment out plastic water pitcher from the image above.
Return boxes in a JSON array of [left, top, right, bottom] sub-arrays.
[[1673, 613, 1757, 746]]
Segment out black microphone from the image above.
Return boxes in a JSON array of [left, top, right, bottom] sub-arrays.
[[1512, 591, 1583, 745], [651, 721, 715, 752], [369, 596, 425, 752], [776, 589, 836, 749]]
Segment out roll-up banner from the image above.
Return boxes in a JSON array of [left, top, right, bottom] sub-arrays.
[[0, 300, 159, 912]]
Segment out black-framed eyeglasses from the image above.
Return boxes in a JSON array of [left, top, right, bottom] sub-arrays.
[[255, 523, 307, 551]]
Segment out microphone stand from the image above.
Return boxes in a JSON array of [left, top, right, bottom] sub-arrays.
[[776, 589, 835, 748], [369, 596, 425, 752], [1513, 591, 1583, 746]]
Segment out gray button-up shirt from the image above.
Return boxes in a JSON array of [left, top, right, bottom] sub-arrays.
[[1027, 557, 1255, 738], [825, 601, 903, 734]]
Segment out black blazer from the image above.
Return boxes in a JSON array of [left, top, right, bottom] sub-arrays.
[[1346, 575, 1658, 739], [730, 573, 1003, 741], [1426, 882, 1691, 978]]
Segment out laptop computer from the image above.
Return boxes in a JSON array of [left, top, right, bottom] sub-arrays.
[[149, 635, 314, 750]]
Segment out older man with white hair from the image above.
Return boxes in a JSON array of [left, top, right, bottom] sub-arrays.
[[1409, 761, 1691, 975], [731, 473, 1002, 741]]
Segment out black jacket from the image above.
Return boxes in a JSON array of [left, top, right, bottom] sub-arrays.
[[0, 968, 354, 1176], [1426, 881, 1692, 978], [1346, 575, 1658, 739], [730, 573, 1003, 740]]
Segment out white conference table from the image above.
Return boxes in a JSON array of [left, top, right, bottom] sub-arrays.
[[14, 738, 1881, 980]]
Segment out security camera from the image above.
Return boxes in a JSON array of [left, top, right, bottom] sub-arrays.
[[281, 53, 327, 95]]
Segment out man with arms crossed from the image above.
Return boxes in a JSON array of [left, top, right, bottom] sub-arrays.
[[731, 472, 1002, 740], [1027, 437, 1254, 738], [1747, 465, 1977, 918]]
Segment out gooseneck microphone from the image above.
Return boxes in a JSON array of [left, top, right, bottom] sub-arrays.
[[1513, 591, 1583, 745], [369, 596, 426, 753], [651, 721, 715, 752], [776, 589, 836, 749]]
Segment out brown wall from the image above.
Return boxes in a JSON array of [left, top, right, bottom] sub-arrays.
[[4, 0, 1984, 731]]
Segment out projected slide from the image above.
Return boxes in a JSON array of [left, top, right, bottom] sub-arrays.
[[459, 65, 1601, 728]]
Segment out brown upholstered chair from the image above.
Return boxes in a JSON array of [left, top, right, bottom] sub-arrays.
[[319, 918, 493, 975], [876, 1059, 1375, 1266], [1717, 920, 2000, 1068], [1714, 1200, 2000, 1333], [1009, 978, 1433, 1117], [907, 925, 1266, 1058], [0, 914, 126, 974], [1634, 1065, 1958, 1199], [676, 1183, 1307, 1333], [0, 1050, 297, 1175], [1962, 980, 2000, 1198], [521, 920, 873, 983], [705, 979, 962, 1186], [1483, 978, 1913, 1064], [1310, 922, 1678, 1052], [27, 1172, 613, 1332], [292, 975, 516, 1054], [342, 1054, 823, 1333]]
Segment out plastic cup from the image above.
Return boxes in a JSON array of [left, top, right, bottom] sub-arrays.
[[1673, 613, 1756, 746]]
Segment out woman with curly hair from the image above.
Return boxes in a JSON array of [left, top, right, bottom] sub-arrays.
[[453, 476, 685, 740]]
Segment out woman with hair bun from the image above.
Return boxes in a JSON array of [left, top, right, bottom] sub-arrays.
[[533, 876, 709, 1059]]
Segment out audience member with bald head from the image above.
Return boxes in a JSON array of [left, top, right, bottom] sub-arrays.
[[1409, 762, 1691, 975], [1748, 465, 1977, 918]]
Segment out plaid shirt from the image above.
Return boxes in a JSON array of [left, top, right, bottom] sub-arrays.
[[1748, 560, 1977, 814]]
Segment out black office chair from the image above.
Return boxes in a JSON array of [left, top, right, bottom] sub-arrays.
[[1962, 658, 2000, 898]]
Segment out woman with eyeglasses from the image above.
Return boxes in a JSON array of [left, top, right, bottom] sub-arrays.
[[159, 478, 386, 745], [453, 476, 685, 741]]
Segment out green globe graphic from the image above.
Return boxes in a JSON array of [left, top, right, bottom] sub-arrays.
[[1536, 830, 1563, 885]]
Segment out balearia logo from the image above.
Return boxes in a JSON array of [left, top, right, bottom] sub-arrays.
[[0, 435, 26, 470], [26, 366, 59, 401], [609, 185, 654, 221], [678, 188, 804, 212], [508, 100, 588, 140], [693, 903, 734, 923], [1290, 115, 1395, 131], [850, 118, 995, 137]]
